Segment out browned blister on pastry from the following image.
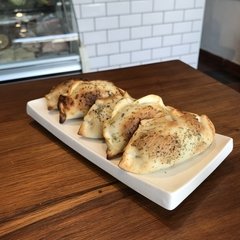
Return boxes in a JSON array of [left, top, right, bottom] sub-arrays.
[[45, 79, 81, 110], [119, 108, 215, 174], [58, 80, 124, 123]]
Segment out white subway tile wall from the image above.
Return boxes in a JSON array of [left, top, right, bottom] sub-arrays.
[[73, 0, 206, 72]]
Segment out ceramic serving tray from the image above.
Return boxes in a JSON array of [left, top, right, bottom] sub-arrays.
[[27, 98, 233, 210]]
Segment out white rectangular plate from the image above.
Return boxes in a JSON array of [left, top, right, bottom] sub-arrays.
[[27, 98, 233, 210]]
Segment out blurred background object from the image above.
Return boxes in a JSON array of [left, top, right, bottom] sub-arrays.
[[0, 0, 81, 82]]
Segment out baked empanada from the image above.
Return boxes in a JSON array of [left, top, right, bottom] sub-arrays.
[[103, 95, 168, 159], [58, 80, 123, 123], [119, 109, 215, 174], [79, 92, 133, 139], [45, 79, 81, 110]]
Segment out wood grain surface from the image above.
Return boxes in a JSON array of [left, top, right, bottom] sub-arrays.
[[0, 60, 239, 239]]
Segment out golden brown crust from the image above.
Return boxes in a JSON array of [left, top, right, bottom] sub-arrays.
[[119, 109, 215, 174], [103, 95, 167, 159], [57, 80, 123, 123], [78, 92, 131, 138], [45, 79, 81, 110], [45, 79, 216, 175]]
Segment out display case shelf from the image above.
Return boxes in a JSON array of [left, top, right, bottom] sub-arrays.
[[12, 33, 79, 44], [0, 0, 81, 82]]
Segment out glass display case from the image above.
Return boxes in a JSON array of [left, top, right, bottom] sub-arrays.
[[0, 0, 81, 82]]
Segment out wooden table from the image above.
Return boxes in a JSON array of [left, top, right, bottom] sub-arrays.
[[0, 60, 239, 239]]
